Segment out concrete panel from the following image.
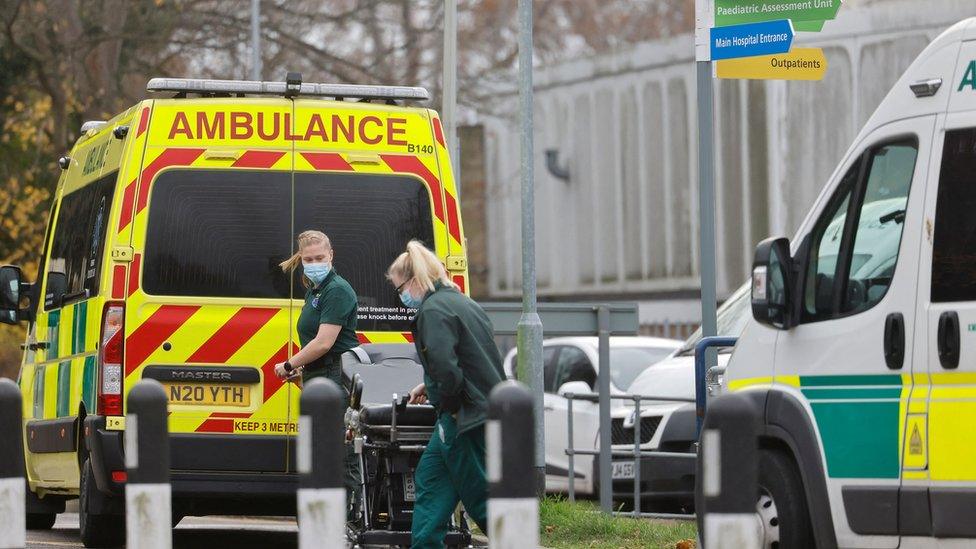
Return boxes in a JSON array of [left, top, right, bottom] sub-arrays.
[[642, 81, 667, 279]]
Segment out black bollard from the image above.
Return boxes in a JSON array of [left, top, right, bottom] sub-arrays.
[[125, 379, 171, 549], [0, 379, 25, 548], [487, 381, 538, 548], [698, 392, 760, 548], [297, 378, 345, 548]]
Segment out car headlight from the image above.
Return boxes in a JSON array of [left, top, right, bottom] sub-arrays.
[[706, 365, 726, 396]]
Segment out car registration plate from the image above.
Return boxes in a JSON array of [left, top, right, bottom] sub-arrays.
[[403, 473, 416, 502], [611, 461, 635, 480], [164, 383, 250, 407]]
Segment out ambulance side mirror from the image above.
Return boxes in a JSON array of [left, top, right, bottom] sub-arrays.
[[0, 265, 24, 325], [751, 237, 794, 330]]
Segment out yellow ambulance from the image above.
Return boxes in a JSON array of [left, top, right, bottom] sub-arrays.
[[0, 74, 468, 547]]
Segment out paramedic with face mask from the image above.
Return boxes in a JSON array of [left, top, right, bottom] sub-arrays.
[[387, 240, 506, 549], [274, 230, 362, 518]]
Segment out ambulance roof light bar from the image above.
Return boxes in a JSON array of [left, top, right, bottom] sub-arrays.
[[146, 75, 430, 102]]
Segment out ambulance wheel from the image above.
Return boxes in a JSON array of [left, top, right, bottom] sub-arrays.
[[756, 448, 813, 549], [26, 512, 56, 530], [79, 458, 124, 548]]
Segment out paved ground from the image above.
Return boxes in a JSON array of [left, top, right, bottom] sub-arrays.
[[27, 513, 488, 548], [28, 513, 299, 548]]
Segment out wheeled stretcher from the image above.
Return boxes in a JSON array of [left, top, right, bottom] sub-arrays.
[[345, 373, 473, 547]]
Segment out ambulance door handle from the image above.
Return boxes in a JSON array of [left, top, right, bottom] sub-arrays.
[[938, 311, 960, 370], [883, 313, 904, 370]]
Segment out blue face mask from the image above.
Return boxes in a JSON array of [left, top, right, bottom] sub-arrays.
[[400, 290, 422, 309], [303, 262, 331, 286]]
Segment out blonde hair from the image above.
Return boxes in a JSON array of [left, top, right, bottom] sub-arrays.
[[387, 240, 455, 293], [279, 230, 332, 288]]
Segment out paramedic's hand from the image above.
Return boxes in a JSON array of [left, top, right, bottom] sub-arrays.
[[274, 361, 299, 381], [408, 383, 427, 405]]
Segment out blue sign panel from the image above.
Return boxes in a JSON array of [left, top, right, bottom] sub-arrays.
[[710, 19, 794, 61]]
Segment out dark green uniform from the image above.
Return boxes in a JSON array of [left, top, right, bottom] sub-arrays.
[[296, 269, 362, 508], [296, 269, 360, 384], [410, 282, 506, 549]]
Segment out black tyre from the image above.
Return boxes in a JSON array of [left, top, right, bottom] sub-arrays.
[[79, 458, 124, 548], [756, 448, 814, 549], [26, 512, 56, 530]]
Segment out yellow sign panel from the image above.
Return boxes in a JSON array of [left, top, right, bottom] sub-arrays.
[[717, 48, 828, 81], [106, 416, 126, 431], [903, 414, 928, 470], [164, 383, 251, 407]]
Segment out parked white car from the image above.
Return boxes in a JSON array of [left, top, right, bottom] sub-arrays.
[[607, 283, 751, 509], [502, 336, 681, 496]]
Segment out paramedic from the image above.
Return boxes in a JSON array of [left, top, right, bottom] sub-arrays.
[[386, 240, 506, 549], [274, 230, 362, 517]]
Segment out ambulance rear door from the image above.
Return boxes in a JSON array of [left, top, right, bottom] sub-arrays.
[[128, 99, 296, 473]]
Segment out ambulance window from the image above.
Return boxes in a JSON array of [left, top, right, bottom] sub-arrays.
[[932, 128, 976, 302], [840, 141, 916, 314], [143, 170, 292, 299], [45, 172, 117, 309], [802, 139, 917, 321], [294, 172, 436, 333], [803, 165, 857, 320]]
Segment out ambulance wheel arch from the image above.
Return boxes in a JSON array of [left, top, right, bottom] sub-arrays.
[[743, 388, 838, 548]]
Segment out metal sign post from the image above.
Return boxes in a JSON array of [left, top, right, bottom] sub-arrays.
[[515, 0, 546, 497], [695, 0, 720, 369], [250, 0, 261, 81], [442, 0, 459, 177]]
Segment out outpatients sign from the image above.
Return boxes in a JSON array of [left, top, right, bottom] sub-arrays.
[[716, 47, 827, 80]]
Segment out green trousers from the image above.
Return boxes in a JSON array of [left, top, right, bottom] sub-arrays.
[[411, 415, 488, 549]]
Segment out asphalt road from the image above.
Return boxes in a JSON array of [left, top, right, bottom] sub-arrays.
[[28, 513, 299, 549]]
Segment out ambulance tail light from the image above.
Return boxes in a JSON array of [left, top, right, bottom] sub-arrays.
[[97, 303, 125, 416]]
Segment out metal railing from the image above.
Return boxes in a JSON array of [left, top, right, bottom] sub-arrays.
[[564, 391, 697, 520], [562, 336, 738, 520]]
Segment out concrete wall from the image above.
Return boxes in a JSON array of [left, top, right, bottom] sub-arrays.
[[479, 0, 975, 325]]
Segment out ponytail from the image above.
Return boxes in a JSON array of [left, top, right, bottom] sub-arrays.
[[279, 230, 332, 288], [387, 240, 455, 293]]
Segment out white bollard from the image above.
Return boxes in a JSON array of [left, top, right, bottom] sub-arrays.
[[125, 380, 172, 549], [0, 378, 25, 549], [487, 381, 539, 549], [699, 394, 761, 549], [297, 378, 346, 549]]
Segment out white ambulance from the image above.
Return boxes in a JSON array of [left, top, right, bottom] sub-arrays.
[[726, 17, 976, 548]]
